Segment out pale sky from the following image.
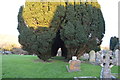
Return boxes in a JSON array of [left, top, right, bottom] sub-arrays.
[[0, 0, 119, 47]]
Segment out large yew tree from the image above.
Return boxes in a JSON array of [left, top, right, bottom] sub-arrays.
[[18, 0, 105, 61]]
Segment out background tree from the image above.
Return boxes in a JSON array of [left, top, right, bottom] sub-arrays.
[[110, 36, 119, 51], [18, 0, 105, 61]]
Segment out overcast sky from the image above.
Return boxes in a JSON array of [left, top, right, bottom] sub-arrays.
[[0, 0, 119, 47]]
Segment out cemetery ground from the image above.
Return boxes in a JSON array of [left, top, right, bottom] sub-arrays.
[[2, 54, 120, 78]]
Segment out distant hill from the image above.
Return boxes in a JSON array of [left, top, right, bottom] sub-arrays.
[[0, 34, 21, 48], [100, 46, 109, 50]]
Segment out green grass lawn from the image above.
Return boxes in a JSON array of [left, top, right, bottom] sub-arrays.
[[2, 55, 119, 78], [0, 54, 2, 79]]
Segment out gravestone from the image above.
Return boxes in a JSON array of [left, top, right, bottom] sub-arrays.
[[74, 76, 97, 80], [95, 52, 101, 64], [83, 53, 89, 61], [98, 50, 102, 54], [56, 48, 62, 56], [89, 50, 96, 62], [100, 51, 115, 78], [114, 49, 120, 66], [118, 50, 120, 66], [109, 50, 114, 56], [66, 56, 81, 72]]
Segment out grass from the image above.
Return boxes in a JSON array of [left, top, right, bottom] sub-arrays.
[[2, 55, 119, 78], [0, 54, 2, 79]]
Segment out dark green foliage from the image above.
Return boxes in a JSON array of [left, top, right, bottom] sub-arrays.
[[18, 3, 105, 61], [110, 36, 119, 51], [18, 6, 56, 61], [51, 30, 67, 58], [60, 4, 105, 59]]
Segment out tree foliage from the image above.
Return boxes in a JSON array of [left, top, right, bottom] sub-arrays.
[[18, 1, 105, 61], [110, 36, 119, 51], [60, 4, 105, 58], [18, 7, 56, 61]]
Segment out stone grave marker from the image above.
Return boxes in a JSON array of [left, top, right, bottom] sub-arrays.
[[114, 49, 120, 66], [95, 52, 101, 64], [74, 76, 97, 80], [98, 50, 102, 54], [89, 50, 96, 63], [56, 48, 62, 57], [100, 51, 115, 78], [118, 50, 120, 66], [66, 56, 81, 72], [83, 53, 89, 61]]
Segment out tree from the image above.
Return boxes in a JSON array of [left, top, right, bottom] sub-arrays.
[[60, 4, 105, 59], [18, 6, 56, 61], [110, 36, 119, 51], [18, 1, 105, 61]]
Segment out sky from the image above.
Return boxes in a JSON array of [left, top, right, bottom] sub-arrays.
[[0, 0, 119, 47]]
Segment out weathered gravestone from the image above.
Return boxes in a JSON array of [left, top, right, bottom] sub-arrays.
[[83, 53, 89, 61], [89, 50, 96, 63], [114, 49, 120, 66], [74, 76, 97, 80], [100, 51, 115, 78], [118, 50, 120, 66], [95, 52, 101, 64], [66, 56, 81, 72], [56, 48, 62, 57]]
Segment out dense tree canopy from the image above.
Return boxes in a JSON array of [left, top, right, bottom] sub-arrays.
[[110, 36, 119, 51], [18, 0, 105, 61]]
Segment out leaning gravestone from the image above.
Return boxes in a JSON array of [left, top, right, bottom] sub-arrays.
[[66, 56, 81, 72], [100, 51, 115, 78], [89, 50, 96, 63]]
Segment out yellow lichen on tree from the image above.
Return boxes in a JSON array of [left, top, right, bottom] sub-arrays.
[[23, 2, 58, 28], [22, 0, 100, 28]]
